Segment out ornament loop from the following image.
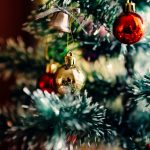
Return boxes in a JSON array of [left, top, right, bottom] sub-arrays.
[[125, 0, 135, 12]]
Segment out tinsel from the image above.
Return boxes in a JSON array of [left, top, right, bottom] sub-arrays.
[[0, 88, 116, 149], [24, 88, 116, 139]]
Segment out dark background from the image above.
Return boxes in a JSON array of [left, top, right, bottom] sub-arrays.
[[0, 0, 34, 106], [0, 0, 33, 45]]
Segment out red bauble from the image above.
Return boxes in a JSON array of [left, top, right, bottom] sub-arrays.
[[146, 144, 150, 150], [37, 73, 55, 93], [113, 12, 144, 44], [66, 135, 77, 144]]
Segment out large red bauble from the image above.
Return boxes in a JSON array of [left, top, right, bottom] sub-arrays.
[[146, 144, 150, 150], [113, 12, 144, 44], [37, 73, 55, 93]]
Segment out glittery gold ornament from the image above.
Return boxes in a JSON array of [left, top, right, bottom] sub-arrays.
[[55, 52, 85, 94]]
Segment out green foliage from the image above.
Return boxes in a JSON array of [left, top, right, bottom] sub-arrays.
[[23, 0, 120, 56], [0, 39, 45, 76], [84, 73, 126, 102], [119, 73, 150, 149], [133, 0, 150, 9], [129, 73, 150, 105], [22, 88, 116, 143], [0, 89, 116, 149]]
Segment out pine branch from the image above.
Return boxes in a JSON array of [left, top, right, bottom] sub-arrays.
[[0, 39, 45, 76], [1, 89, 116, 149], [24, 0, 120, 43], [84, 73, 127, 102], [118, 73, 150, 149], [129, 73, 150, 105]]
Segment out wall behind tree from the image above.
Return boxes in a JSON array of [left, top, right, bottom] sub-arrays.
[[0, 0, 34, 108], [0, 0, 34, 46]]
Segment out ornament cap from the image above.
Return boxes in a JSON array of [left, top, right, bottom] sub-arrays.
[[125, 0, 135, 12], [46, 63, 58, 73], [65, 52, 76, 67]]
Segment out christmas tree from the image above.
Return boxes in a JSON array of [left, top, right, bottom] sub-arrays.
[[0, 0, 150, 149]]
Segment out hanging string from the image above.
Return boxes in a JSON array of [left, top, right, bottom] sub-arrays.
[[45, 35, 50, 61], [66, 33, 69, 52], [70, 17, 75, 44], [66, 16, 75, 53]]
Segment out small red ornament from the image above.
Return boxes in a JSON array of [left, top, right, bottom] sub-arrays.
[[113, 1, 144, 44], [37, 63, 58, 93], [37, 73, 55, 93]]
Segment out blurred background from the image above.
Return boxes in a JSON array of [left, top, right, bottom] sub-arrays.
[[0, 0, 33, 107], [0, 0, 33, 45]]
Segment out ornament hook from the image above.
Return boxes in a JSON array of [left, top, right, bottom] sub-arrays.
[[125, 0, 135, 12], [65, 51, 76, 67]]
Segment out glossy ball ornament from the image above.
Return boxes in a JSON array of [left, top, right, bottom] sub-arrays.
[[55, 52, 85, 94], [37, 63, 58, 93], [113, 12, 144, 44], [37, 73, 55, 93]]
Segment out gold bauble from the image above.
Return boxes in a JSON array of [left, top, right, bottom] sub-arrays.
[[55, 52, 85, 94]]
